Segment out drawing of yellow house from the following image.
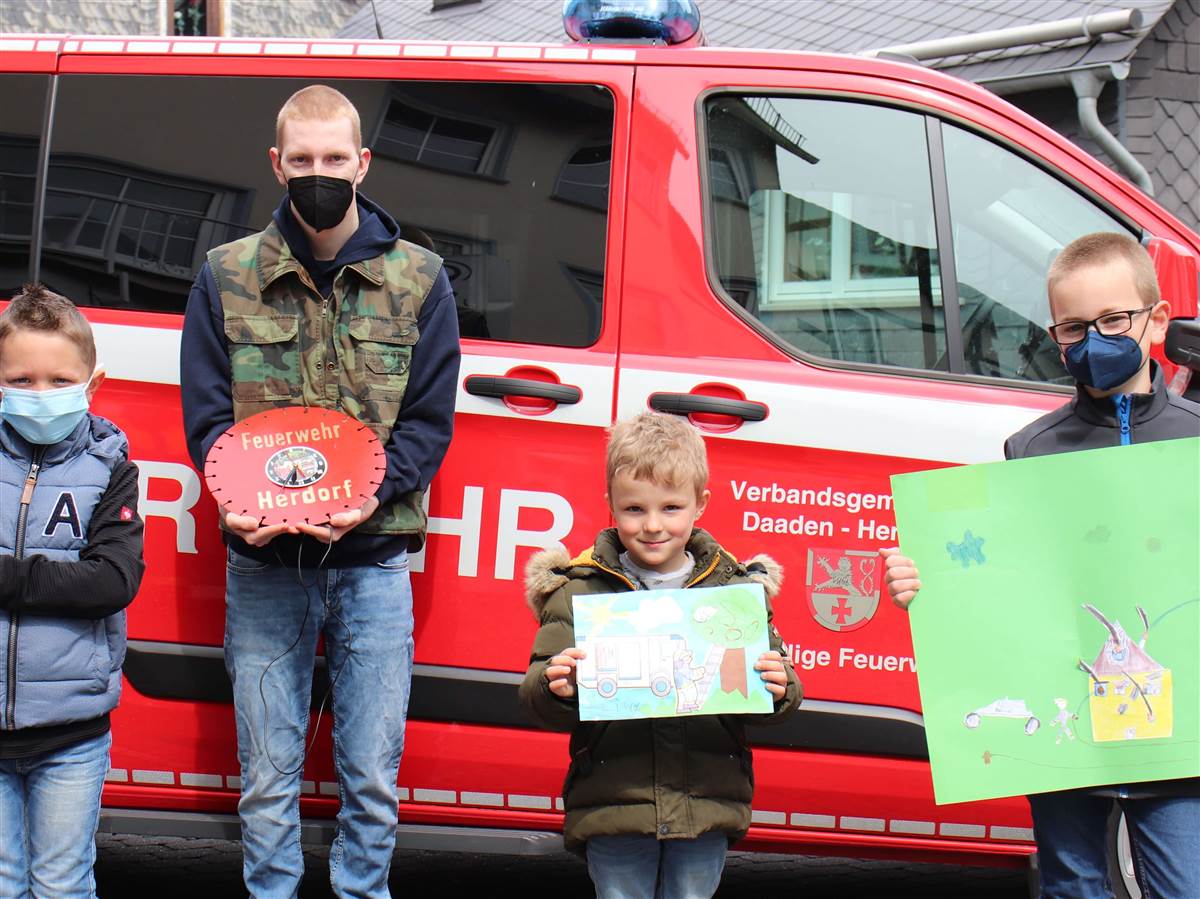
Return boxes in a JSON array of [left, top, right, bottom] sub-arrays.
[[1079, 604, 1172, 742]]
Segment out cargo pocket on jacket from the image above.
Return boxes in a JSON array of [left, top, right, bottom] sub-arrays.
[[349, 315, 418, 426], [224, 313, 300, 403]]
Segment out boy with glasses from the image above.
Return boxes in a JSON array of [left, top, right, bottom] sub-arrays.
[[882, 231, 1199, 899]]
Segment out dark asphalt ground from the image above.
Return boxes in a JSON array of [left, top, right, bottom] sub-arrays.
[[95, 834, 1032, 898]]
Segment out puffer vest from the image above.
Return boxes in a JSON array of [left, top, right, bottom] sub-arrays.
[[0, 416, 128, 730], [206, 222, 443, 536]]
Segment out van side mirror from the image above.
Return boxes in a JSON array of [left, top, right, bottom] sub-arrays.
[[1144, 236, 1199, 319], [1144, 237, 1199, 391], [1165, 319, 1200, 372]]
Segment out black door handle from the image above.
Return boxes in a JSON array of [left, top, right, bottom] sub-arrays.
[[649, 392, 767, 421], [464, 375, 582, 405]]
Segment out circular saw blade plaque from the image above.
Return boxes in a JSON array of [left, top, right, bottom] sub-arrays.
[[204, 406, 385, 526]]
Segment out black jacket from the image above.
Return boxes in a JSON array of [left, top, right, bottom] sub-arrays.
[[1005, 363, 1200, 459]]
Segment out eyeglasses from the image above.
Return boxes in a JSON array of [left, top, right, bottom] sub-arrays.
[[1048, 306, 1155, 346]]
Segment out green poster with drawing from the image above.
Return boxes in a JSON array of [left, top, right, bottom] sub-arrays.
[[890, 437, 1200, 806]]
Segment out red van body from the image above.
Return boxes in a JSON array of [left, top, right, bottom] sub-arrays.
[[0, 34, 1197, 869]]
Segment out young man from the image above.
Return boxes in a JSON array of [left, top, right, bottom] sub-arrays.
[[883, 232, 1199, 899], [180, 85, 460, 898]]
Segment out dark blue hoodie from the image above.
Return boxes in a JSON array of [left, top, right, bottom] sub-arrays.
[[180, 194, 460, 565]]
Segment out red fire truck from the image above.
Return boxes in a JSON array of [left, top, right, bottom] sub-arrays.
[[1, 0, 1196, 884]]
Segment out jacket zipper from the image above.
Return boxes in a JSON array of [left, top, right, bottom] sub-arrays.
[[1114, 394, 1132, 446], [5, 447, 45, 730]]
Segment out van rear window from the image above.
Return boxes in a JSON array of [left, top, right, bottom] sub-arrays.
[[28, 75, 613, 348]]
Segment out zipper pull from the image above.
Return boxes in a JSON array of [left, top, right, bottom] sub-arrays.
[[19, 461, 40, 505]]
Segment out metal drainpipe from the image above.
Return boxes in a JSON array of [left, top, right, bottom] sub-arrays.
[[1069, 68, 1154, 195]]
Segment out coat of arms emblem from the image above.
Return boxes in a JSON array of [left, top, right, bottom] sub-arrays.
[[805, 548, 880, 632]]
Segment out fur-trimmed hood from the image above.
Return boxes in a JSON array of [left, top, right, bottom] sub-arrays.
[[523, 529, 783, 618]]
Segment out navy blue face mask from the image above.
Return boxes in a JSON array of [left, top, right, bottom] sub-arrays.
[[1063, 331, 1147, 391]]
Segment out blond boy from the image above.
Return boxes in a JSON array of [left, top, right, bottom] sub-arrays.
[[519, 411, 801, 899]]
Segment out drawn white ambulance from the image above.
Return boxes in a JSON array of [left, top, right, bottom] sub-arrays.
[[577, 635, 688, 699]]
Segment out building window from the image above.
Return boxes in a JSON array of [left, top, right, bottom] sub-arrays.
[[709, 146, 750, 204], [42, 155, 251, 281], [173, 0, 221, 36], [374, 97, 507, 178], [554, 144, 611, 211]]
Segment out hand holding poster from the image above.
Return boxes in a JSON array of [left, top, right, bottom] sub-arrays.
[[572, 583, 774, 722], [890, 437, 1199, 806]]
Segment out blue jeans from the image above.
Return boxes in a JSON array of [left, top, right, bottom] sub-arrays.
[[586, 832, 728, 899], [1029, 789, 1200, 898], [225, 547, 415, 899], [0, 730, 111, 899]]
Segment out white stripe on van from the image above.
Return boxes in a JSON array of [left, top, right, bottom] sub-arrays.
[[93, 322, 184, 386], [0, 37, 638, 63], [94, 321, 617, 424], [617, 367, 1049, 464], [94, 321, 1049, 463]]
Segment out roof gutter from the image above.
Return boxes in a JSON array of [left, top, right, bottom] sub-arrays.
[[982, 62, 1154, 196], [864, 8, 1144, 60], [861, 8, 1154, 198]]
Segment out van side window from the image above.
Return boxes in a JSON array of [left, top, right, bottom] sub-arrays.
[[0, 75, 49, 295], [705, 96, 947, 372], [36, 76, 613, 347], [704, 94, 1136, 385], [941, 124, 1131, 384]]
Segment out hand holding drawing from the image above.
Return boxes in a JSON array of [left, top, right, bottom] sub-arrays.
[[755, 651, 788, 698], [545, 647, 587, 698], [880, 548, 921, 609]]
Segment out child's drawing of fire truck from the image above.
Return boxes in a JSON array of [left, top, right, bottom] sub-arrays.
[[577, 634, 688, 699]]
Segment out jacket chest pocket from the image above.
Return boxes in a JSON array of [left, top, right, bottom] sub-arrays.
[[225, 314, 300, 403], [349, 316, 419, 401]]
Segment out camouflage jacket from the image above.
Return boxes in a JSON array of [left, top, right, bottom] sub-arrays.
[[206, 220, 443, 536]]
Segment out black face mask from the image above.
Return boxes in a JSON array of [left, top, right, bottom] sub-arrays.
[[286, 175, 355, 232]]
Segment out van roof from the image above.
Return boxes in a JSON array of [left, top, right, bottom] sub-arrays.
[[0, 33, 1003, 105]]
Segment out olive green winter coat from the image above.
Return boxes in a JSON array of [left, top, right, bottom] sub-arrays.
[[519, 527, 801, 853]]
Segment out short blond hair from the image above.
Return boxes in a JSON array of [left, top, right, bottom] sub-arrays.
[[0, 283, 96, 371], [275, 84, 362, 150], [1048, 232, 1160, 314], [606, 412, 708, 498]]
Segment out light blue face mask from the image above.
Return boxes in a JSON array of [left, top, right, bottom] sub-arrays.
[[0, 382, 91, 445]]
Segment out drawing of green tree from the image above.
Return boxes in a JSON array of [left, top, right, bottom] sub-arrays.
[[693, 587, 762, 697]]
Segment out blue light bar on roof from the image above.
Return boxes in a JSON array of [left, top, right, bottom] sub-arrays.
[[563, 0, 702, 45]]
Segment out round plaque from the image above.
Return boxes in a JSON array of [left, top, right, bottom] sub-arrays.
[[204, 406, 385, 526]]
